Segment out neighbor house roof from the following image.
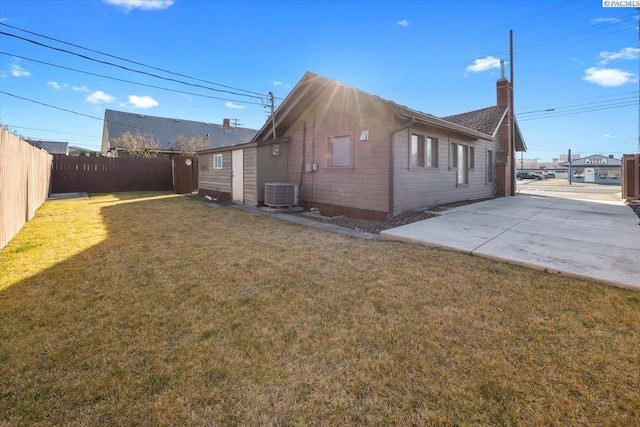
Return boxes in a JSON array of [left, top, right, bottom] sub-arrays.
[[102, 109, 257, 153], [28, 140, 69, 155], [252, 72, 495, 143], [442, 105, 527, 152]]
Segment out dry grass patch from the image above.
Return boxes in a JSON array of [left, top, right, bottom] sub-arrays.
[[1, 192, 639, 426]]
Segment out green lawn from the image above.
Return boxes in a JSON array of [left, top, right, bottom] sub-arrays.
[[1, 192, 639, 426]]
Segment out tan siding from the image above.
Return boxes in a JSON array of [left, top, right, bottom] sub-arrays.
[[243, 147, 257, 205], [282, 86, 394, 213], [393, 126, 498, 214], [198, 152, 231, 192], [257, 143, 290, 202]]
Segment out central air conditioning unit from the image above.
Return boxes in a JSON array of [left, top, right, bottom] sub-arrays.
[[264, 183, 298, 207]]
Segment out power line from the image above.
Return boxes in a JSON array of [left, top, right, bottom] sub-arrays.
[[0, 21, 269, 99], [1, 90, 251, 142], [519, 95, 640, 115], [0, 31, 267, 101], [0, 51, 264, 106], [1, 90, 103, 121], [519, 101, 638, 121]]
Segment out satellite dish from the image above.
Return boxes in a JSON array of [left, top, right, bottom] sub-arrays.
[[185, 158, 192, 166]]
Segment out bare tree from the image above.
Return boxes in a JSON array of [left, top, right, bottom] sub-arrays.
[[173, 135, 211, 156], [110, 132, 159, 158]]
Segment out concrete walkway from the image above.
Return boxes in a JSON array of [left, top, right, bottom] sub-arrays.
[[380, 194, 640, 290]]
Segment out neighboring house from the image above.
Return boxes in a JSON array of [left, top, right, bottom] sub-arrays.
[[198, 71, 527, 220], [560, 154, 622, 185], [101, 109, 256, 157], [27, 140, 69, 155], [68, 145, 97, 156]]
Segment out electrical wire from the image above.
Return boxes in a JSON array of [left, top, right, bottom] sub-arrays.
[[0, 51, 264, 106], [0, 31, 267, 101], [0, 21, 270, 98], [0, 90, 254, 142]]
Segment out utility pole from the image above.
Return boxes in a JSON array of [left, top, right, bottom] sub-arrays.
[[268, 91, 276, 139], [510, 29, 516, 196]]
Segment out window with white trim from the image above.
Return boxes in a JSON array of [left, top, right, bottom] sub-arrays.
[[411, 134, 438, 168], [330, 135, 351, 167], [458, 144, 469, 184], [214, 154, 223, 169]]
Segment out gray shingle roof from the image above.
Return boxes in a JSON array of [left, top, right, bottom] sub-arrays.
[[28, 140, 69, 155], [441, 106, 507, 136], [103, 109, 257, 152]]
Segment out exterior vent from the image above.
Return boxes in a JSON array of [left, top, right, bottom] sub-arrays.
[[265, 183, 298, 207]]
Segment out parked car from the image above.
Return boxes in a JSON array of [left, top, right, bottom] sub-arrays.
[[517, 171, 541, 180], [532, 171, 548, 180], [546, 172, 556, 178]]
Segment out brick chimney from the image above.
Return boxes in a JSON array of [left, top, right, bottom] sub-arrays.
[[496, 78, 511, 107], [223, 118, 231, 130]]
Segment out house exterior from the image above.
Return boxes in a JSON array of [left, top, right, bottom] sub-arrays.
[[198, 72, 526, 220], [101, 109, 256, 157], [560, 154, 622, 185], [27, 140, 69, 155]]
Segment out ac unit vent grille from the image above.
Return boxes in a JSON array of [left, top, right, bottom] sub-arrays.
[[265, 183, 298, 207]]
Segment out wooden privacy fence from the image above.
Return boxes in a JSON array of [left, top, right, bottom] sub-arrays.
[[0, 128, 52, 249], [172, 155, 199, 194], [51, 155, 173, 193], [621, 154, 640, 200]]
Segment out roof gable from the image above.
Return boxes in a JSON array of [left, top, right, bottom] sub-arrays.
[[253, 72, 494, 143], [104, 110, 257, 151], [441, 106, 506, 136]]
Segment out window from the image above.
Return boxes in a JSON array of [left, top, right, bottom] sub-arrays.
[[411, 134, 438, 168], [450, 142, 458, 168], [451, 143, 473, 184], [598, 169, 620, 179], [214, 154, 223, 169], [458, 144, 469, 184], [411, 134, 425, 167], [330, 135, 351, 167], [487, 150, 493, 183]]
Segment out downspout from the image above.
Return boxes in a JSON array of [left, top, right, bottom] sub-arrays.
[[299, 122, 306, 189], [388, 117, 415, 217]]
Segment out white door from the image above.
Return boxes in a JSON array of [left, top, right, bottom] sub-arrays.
[[232, 149, 244, 202], [585, 168, 595, 183]]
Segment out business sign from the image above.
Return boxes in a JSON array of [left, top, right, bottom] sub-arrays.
[[584, 158, 608, 165]]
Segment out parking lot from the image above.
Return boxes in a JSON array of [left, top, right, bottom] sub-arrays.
[[516, 177, 624, 204]]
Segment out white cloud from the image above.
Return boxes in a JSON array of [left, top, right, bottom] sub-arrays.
[[604, 133, 617, 139], [10, 64, 30, 77], [273, 81, 291, 88], [127, 95, 158, 108], [72, 85, 91, 93], [582, 67, 636, 87], [599, 47, 639, 64], [590, 17, 621, 24], [86, 90, 115, 104], [47, 81, 68, 90], [465, 56, 502, 73], [396, 19, 410, 27], [225, 101, 245, 109], [103, 0, 173, 12]]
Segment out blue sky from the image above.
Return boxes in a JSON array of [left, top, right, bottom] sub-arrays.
[[0, 0, 638, 161]]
